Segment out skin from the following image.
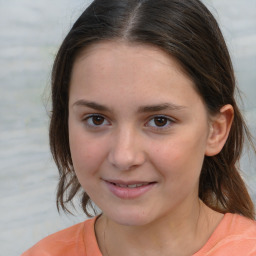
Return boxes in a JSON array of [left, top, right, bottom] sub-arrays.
[[68, 41, 233, 256]]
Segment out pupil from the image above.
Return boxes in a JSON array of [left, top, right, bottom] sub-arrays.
[[154, 117, 167, 126], [93, 116, 104, 125]]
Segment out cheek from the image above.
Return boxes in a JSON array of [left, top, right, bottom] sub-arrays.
[[151, 142, 203, 200], [150, 136, 206, 178], [69, 127, 107, 176]]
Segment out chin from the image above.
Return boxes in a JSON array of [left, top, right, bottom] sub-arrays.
[[104, 207, 155, 227]]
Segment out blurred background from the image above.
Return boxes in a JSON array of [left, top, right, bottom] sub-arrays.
[[0, 0, 255, 255]]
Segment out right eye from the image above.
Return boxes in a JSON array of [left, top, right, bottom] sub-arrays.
[[83, 114, 110, 128]]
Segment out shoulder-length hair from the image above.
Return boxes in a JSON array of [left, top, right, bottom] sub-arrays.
[[49, 0, 255, 219]]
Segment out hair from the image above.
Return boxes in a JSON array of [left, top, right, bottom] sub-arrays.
[[50, 0, 255, 219]]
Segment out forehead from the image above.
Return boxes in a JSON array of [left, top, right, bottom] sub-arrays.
[[69, 40, 204, 113], [73, 40, 188, 79]]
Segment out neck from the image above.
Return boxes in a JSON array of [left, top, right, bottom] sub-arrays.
[[95, 200, 223, 256]]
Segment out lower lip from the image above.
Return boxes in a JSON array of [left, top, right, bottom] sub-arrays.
[[105, 181, 156, 199]]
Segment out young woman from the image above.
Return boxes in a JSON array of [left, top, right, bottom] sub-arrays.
[[22, 0, 256, 255]]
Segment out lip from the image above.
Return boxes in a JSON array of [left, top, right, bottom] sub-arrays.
[[104, 179, 157, 199]]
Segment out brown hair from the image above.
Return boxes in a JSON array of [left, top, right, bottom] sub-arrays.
[[50, 0, 255, 219]]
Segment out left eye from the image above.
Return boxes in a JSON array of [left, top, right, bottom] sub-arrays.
[[146, 116, 173, 128]]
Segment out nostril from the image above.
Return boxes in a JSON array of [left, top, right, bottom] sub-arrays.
[[107, 137, 146, 171]]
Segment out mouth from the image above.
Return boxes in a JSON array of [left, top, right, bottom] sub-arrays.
[[104, 180, 157, 199], [110, 182, 155, 188]]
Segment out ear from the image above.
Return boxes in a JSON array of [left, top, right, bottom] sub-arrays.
[[205, 104, 234, 156]]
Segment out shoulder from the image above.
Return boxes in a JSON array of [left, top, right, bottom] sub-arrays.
[[224, 213, 256, 236], [21, 218, 97, 256], [195, 213, 256, 256]]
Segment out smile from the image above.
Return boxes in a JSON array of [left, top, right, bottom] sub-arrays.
[[104, 180, 156, 199], [112, 182, 151, 188]]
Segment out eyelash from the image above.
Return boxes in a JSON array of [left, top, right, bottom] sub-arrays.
[[82, 114, 174, 130], [83, 114, 110, 128], [145, 115, 174, 130]]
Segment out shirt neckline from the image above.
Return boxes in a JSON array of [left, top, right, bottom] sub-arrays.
[[88, 213, 232, 256], [192, 213, 232, 255]]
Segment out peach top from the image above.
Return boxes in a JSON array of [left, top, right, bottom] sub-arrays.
[[22, 213, 256, 256]]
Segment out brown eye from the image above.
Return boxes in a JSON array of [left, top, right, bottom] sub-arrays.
[[154, 117, 168, 127], [85, 114, 109, 127], [146, 115, 173, 130], [92, 115, 105, 125]]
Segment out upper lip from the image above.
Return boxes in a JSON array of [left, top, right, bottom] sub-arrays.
[[103, 179, 156, 185]]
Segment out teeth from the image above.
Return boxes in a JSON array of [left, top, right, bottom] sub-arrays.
[[128, 184, 138, 188], [115, 183, 148, 188]]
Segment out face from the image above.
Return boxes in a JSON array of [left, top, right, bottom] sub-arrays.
[[68, 41, 212, 226]]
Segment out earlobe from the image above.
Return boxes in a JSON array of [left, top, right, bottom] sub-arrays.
[[205, 104, 234, 156]]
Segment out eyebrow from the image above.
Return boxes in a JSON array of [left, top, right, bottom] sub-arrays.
[[137, 103, 186, 113], [72, 100, 186, 113], [73, 100, 111, 112]]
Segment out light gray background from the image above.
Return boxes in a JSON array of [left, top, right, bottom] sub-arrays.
[[0, 1, 255, 255]]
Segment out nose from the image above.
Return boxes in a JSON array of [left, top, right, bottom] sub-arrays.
[[108, 127, 146, 171]]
